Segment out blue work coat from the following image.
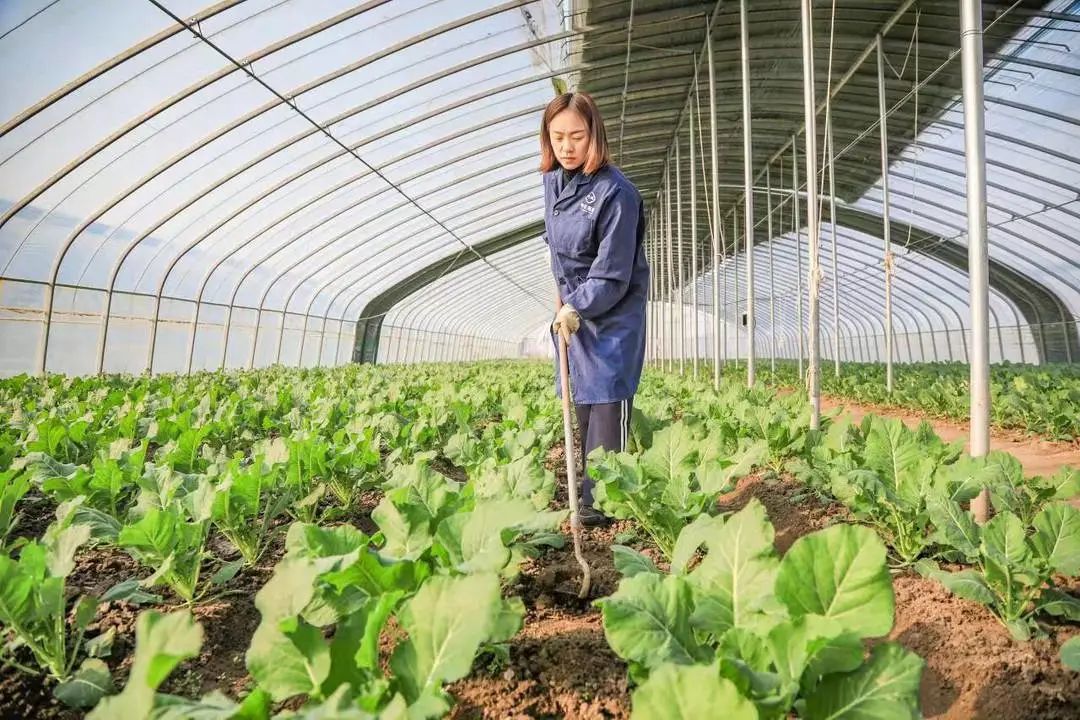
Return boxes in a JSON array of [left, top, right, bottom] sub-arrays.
[[544, 164, 649, 404]]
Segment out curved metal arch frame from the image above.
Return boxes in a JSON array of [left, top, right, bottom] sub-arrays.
[[851, 184, 1077, 342], [390, 239, 551, 328], [16, 3, 681, 297], [7, 0, 1077, 375], [663, 176, 1000, 360], [858, 184, 1077, 331], [29, 3, 577, 372], [182, 121, 541, 317], [0, 0, 400, 230], [743, 223, 988, 358], [322, 207, 546, 367], [277, 183, 548, 368], [59, 15, 572, 295], [209, 150, 543, 363], [107, 82, 559, 373], [345, 219, 546, 362], [390, 244, 553, 362]]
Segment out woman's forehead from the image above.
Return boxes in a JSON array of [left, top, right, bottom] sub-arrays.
[[550, 110, 588, 132]]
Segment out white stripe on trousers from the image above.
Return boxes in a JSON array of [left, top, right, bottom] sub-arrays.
[[620, 398, 627, 449]]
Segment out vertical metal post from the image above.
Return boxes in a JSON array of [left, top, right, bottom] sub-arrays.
[[314, 317, 328, 367], [96, 291, 114, 375], [145, 299, 161, 374], [676, 139, 685, 375], [800, 0, 822, 430], [690, 70, 700, 380], [961, 0, 990, 523], [331, 319, 344, 366], [877, 35, 895, 393], [297, 315, 311, 367], [647, 218, 654, 363], [792, 140, 804, 380], [37, 286, 54, 376], [652, 217, 657, 364], [220, 305, 236, 370], [184, 302, 201, 374], [645, 222, 650, 364], [827, 105, 841, 376], [660, 170, 669, 371], [248, 308, 262, 369], [708, 27, 721, 387], [740, 0, 755, 387], [732, 211, 740, 366], [274, 310, 289, 366], [660, 169, 669, 371], [767, 166, 776, 373]]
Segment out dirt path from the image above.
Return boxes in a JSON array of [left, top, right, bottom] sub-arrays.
[[817, 394, 1080, 478], [718, 473, 1080, 720]]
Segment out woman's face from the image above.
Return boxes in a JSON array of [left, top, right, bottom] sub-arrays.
[[549, 109, 590, 171]]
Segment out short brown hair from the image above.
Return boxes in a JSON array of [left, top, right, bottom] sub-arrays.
[[539, 92, 611, 175]]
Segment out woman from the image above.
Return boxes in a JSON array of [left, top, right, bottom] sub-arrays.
[[540, 92, 649, 527]]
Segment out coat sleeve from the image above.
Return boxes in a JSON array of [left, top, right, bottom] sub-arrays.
[[563, 186, 639, 319]]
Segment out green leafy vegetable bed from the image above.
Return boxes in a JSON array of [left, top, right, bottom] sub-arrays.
[[755, 360, 1080, 441], [0, 361, 1077, 719]]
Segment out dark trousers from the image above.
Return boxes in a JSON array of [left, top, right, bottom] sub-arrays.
[[575, 397, 633, 506]]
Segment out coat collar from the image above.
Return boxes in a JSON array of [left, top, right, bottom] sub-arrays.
[[551, 167, 597, 207]]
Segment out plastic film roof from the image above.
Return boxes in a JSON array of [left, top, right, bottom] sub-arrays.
[[0, 0, 1078, 374]]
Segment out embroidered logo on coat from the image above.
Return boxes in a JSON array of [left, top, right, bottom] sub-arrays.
[[578, 191, 597, 215]]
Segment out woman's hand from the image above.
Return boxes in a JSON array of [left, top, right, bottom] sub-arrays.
[[553, 304, 580, 343]]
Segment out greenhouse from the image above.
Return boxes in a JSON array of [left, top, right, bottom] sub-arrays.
[[1, 0, 1079, 718]]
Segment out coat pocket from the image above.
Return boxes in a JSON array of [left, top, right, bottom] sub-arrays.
[[551, 209, 597, 257]]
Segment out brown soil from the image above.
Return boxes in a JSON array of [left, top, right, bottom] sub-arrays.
[[718, 472, 1080, 720], [445, 441, 637, 719], [716, 471, 851, 552], [9, 488, 58, 545], [818, 394, 1080, 479], [448, 606, 629, 720], [890, 574, 1080, 720], [4, 439, 1077, 719], [448, 520, 633, 720]]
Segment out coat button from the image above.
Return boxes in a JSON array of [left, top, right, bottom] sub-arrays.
[[553, 210, 560, 215]]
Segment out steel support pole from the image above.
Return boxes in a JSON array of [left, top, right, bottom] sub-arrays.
[[877, 35, 895, 393], [676, 140, 685, 375], [645, 221, 650, 363], [827, 106, 841, 376], [961, 0, 991, 524], [690, 70, 700, 380], [648, 215, 656, 367], [708, 28, 721, 387], [734, 208, 743, 367], [740, 0, 755, 387], [660, 169, 669, 371], [37, 289, 54, 377], [766, 166, 776, 373], [247, 308, 263, 370], [314, 317, 329, 367], [652, 221, 657, 364], [732, 211, 740, 365], [792, 140, 804, 380], [221, 304, 237, 370], [800, 0, 822, 430], [647, 217, 652, 364], [96, 291, 113, 375]]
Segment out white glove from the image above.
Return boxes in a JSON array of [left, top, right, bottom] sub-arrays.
[[552, 304, 580, 342]]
